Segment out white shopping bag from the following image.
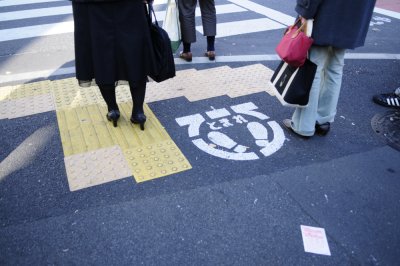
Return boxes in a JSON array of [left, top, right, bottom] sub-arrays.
[[163, 0, 181, 53]]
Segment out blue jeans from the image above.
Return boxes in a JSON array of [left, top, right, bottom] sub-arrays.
[[291, 46, 346, 136]]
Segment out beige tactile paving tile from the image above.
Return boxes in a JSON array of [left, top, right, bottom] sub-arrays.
[[227, 64, 275, 97], [7, 93, 56, 119], [146, 65, 274, 102], [0, 100, 9, 120], [64, 145, 132, 191], [145, 69, 198, 102]]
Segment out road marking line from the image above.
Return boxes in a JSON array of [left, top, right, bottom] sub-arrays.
[[374, 7, 400, 19], [1, 54, 399, 85], [0, 21, 74, 42], [0, 6, 72, 22], [0, 4, 245, 41], [0, 4, 244, 23], [0, 0, 64, 7], [227, 0, 295, 26], [197, 18, 286, 38]]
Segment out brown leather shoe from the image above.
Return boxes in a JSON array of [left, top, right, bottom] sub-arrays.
[[179, 51, 192, 62], [205, 51, 215, 61]]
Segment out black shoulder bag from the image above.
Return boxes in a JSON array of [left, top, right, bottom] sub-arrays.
[[147, 3, 176, 82]]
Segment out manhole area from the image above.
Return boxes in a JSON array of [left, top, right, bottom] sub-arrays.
[[371, 111, 400, 151]]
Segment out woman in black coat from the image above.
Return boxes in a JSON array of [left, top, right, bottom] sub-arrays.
[[71, 0, 152, 130], [283, 0, 376, 137]]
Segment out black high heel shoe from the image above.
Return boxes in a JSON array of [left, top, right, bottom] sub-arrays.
[[130, 112, 146, 131], [106, 110, 120, 127]]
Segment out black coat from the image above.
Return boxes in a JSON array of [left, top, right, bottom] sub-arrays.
[[296, 0, 376, 49]]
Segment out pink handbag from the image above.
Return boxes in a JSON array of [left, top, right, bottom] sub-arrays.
[[275, 20, 314, 67]]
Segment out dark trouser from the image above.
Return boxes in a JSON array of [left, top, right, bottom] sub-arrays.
[[178, 0, 216, 43]]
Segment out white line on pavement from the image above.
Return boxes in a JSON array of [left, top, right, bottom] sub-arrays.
[[0, 21, 74, 42], [0, 4, 246, 42], [0, 4, 244, 23], [374, 7, 400, 20], [0, 6, 72, 22], [1, 53, 399, 85], [227, 0, 295, 26], [198, 18, 286, 38], [0, 0, 64, 7]]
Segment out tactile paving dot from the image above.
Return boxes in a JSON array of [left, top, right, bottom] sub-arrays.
[[7, 93, 56, 119], [123, 140, 192, 183], [0, 100, 9, 119], [64, 145, 132, 191], [7, 80, 52, 100]]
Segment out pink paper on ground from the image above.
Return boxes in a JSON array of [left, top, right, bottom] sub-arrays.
[[300, 225, 331, 256]]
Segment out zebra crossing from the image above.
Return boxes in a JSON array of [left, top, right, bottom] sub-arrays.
[[1, 0, 399, 85], [0, 0, 293, 42]]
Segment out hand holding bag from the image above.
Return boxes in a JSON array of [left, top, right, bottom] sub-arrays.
[[275, 19, 313, 67], [269, 58, 317, 108], [147, 3, 176, 83], [162, 0, 181, 53]]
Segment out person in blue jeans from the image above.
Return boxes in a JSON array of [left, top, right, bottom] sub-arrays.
[[283, 0, 376, 138]]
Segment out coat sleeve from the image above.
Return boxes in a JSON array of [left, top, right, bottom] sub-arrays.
[[295, 0, 324, 19]]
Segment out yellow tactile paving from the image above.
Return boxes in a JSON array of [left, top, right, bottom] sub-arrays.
[[6, 80, 52, 100], [124, 140, 191, 183], [0, 64, 276, 190], [52, 78, 105, 109]]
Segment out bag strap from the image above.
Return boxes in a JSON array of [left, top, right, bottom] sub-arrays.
[[147, 2, 159, 26]]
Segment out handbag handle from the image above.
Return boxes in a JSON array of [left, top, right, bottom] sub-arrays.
[[285, 19, 308, 39]]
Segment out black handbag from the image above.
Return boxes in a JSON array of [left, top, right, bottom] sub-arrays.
[[269, 58, 317, 108], [147, 3, 176, 83]]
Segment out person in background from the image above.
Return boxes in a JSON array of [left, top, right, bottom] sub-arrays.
[[71, 0, 153, 130], [178, 0, 217, 62], [283, 0, 376, 138], [373, 88, 400, 109]]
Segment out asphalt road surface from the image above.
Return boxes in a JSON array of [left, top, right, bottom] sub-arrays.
[[1, 0, 400, 265]]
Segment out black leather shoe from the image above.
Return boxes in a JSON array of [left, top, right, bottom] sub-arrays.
[[315, 122, 330, 136], [130, 112, 147, 131], [282, 119, 310, 139], [106, 110, 120, 127]]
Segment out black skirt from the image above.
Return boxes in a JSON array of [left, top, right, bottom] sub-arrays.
[[72, 0, 152, 87]]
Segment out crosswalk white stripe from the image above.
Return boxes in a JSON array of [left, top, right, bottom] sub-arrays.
[[227, 0, 295, 26], [391, 98, 395, 106], [0, 4, 246, 42], [394, 98, 399, 106], [374, 7, 400, 20], [198, 18, 285, 38], [0, 21, 74, 42], [0, 4, 244, 23], [387, 98, 391, 105], [0, 6, 72, 22], [0, 0, 64, 7]]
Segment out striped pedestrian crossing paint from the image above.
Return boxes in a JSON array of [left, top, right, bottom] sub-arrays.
[[0, 0, 292, 42]]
